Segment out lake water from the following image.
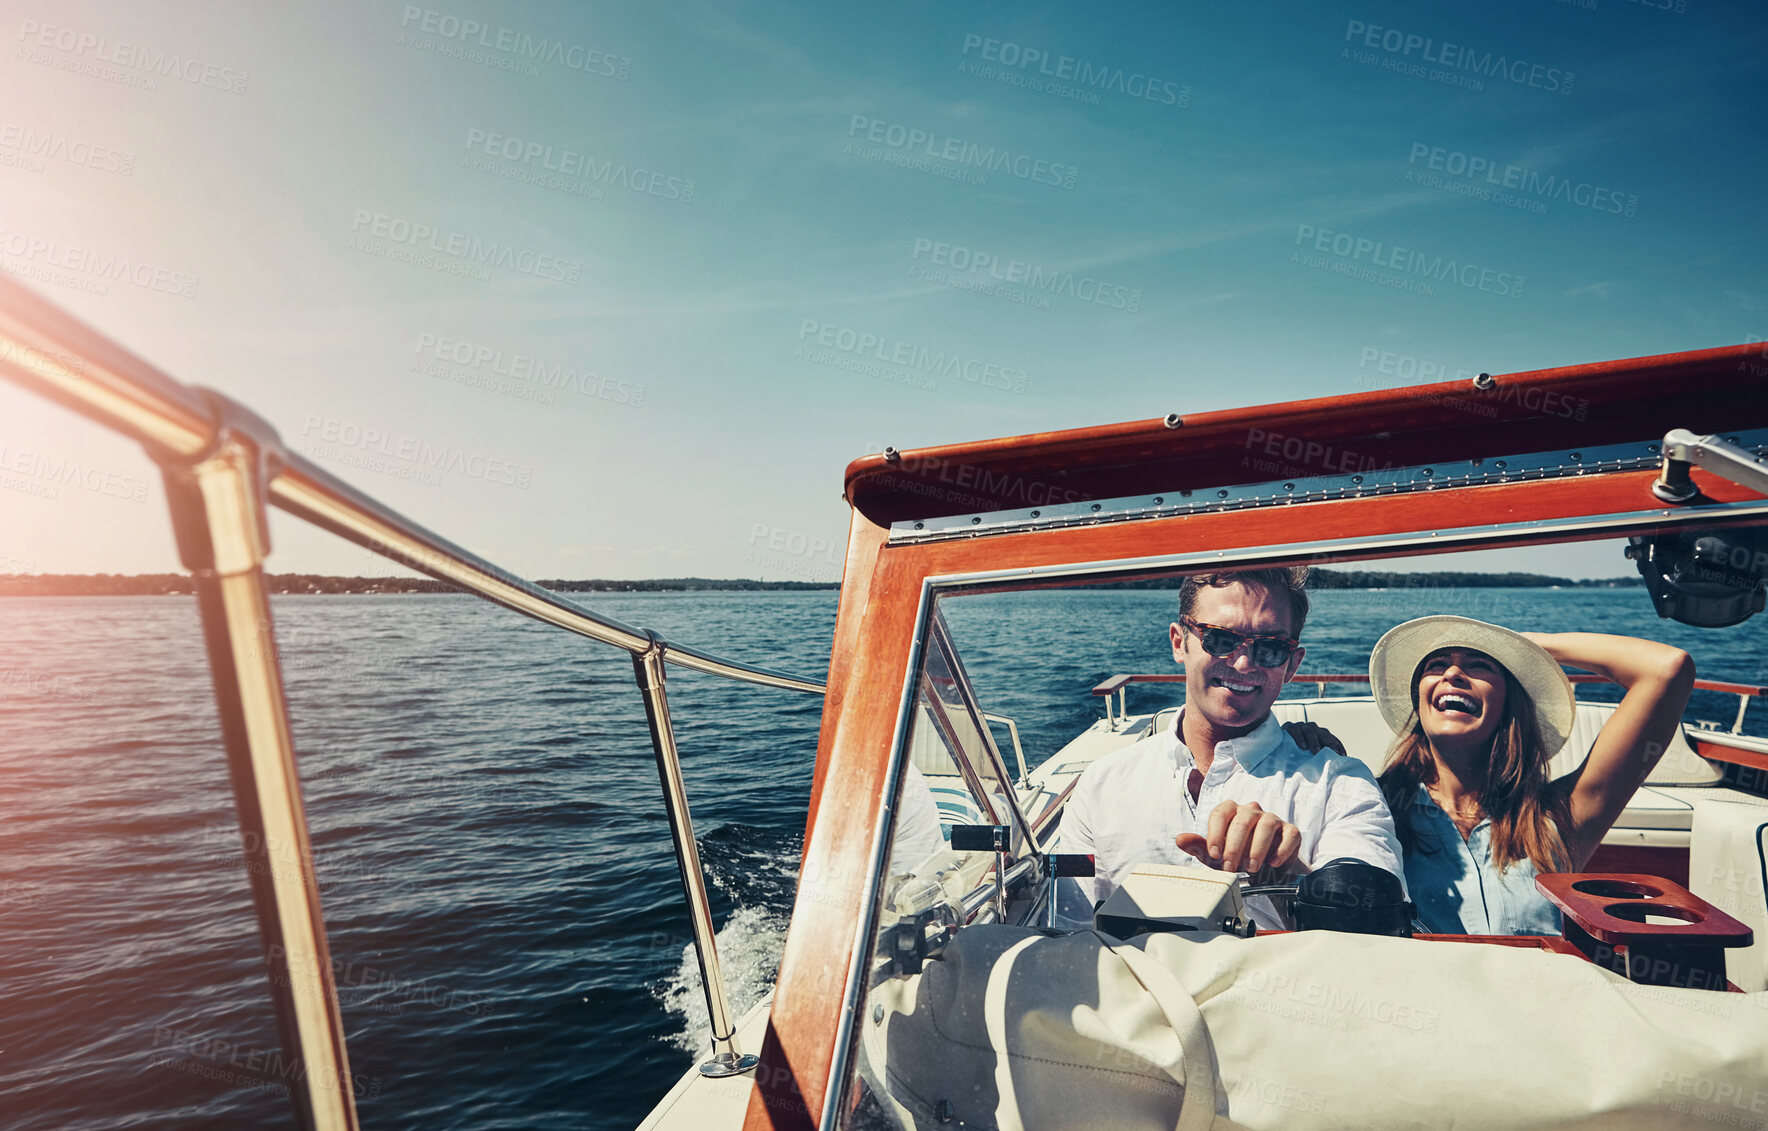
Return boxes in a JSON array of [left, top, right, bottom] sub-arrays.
[[0, 587, 1761, 1128]]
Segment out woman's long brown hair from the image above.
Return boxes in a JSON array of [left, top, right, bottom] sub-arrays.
[[1378, 671, 1573, 873]]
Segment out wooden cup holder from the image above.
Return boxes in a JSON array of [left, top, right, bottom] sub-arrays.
[[1535, 872, 1753, 991]]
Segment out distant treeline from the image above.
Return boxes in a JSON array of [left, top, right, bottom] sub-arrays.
[[1313, 568, 1640, 590], [0, 569, 1639, 597], [0, 573, 840, 596]]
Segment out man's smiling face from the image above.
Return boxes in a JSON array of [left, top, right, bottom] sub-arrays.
[[1171, 580, 1305, 734]]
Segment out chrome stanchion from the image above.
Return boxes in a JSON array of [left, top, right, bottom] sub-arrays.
[[632, 633, 758, 1078], [161, 393, 359, 1131]]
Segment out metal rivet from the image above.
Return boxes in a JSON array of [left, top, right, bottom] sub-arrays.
[[872, 1003, 884, 1024], [1473, 372, 1495, 390], [883, 447, 900, 462], [1164, 413, 1183, 429], [1029, 509, 1041, 518]]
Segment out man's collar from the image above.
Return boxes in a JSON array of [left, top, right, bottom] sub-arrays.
[[1170, 710, 1285, 772]]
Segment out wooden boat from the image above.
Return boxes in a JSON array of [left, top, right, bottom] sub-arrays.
[[4, 272, 1766, 1129], [644, 341, 1768, 1129]]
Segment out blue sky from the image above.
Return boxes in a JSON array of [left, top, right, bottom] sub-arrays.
[[1, 0, 1763, 582]]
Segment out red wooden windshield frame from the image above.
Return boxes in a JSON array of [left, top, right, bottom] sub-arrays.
[[744, 344, 1768, 1131]]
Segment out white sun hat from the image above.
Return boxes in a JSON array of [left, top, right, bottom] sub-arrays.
[[1367, 615, 1576, 757]]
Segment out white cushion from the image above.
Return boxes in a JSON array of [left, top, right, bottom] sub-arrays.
[[1690, 797, 1768, 991], [1549, 703, 1722, 786]]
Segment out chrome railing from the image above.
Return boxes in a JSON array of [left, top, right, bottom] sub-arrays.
[[0, 275, 824, 1127]]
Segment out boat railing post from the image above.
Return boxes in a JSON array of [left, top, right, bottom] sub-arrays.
[[631, 632, 758, 1078], [1732, 692, 1751, 735], [159, 391, 358, 1131]]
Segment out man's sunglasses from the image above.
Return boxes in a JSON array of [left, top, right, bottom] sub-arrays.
[[1182, 618, 1299, 668]]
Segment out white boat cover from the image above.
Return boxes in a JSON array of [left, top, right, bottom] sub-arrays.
[[861, 924, 1768, 1130]]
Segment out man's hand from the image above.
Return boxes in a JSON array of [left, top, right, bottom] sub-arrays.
[[1282, 720, 1346, 756], [1175, 800, 1304, 874]]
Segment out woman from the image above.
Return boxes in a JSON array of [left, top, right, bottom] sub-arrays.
[[1368, 616, 1695, 935]]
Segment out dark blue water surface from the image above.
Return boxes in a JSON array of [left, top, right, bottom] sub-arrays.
[[0, 587, 1761, 1129]]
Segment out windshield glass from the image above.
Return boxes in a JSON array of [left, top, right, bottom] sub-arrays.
[[842, 527, 1768, 1127]]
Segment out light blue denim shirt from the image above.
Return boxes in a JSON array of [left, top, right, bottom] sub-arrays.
[[1400, 785, 1562, 936]]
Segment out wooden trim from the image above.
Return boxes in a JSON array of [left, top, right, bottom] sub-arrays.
[[1693, 737, 1768, 776], [845, 344, 1768, 523], [1535, 873, 1753, 946], [745, 517, 908, 1131], [902, 470, 1764, 581]]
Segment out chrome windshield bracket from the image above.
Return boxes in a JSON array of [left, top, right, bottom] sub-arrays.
[[1658, 429, 1768, 501], [158, 393, 360, 1131], [632, 632, 758, 1079]]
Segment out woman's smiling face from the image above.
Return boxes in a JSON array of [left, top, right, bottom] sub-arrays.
[[1415, 647, 1510, 748]]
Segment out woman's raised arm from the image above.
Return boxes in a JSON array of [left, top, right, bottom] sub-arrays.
[[1522, 631, 1695, 868]]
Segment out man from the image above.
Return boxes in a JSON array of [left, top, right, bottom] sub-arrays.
[[1058, 567, 1403, 929]]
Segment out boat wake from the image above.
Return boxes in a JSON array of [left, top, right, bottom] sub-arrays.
[[653, 903, 788, 1054]]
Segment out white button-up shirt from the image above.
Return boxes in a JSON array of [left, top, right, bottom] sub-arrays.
[[1056, 711, 1404, 929]]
